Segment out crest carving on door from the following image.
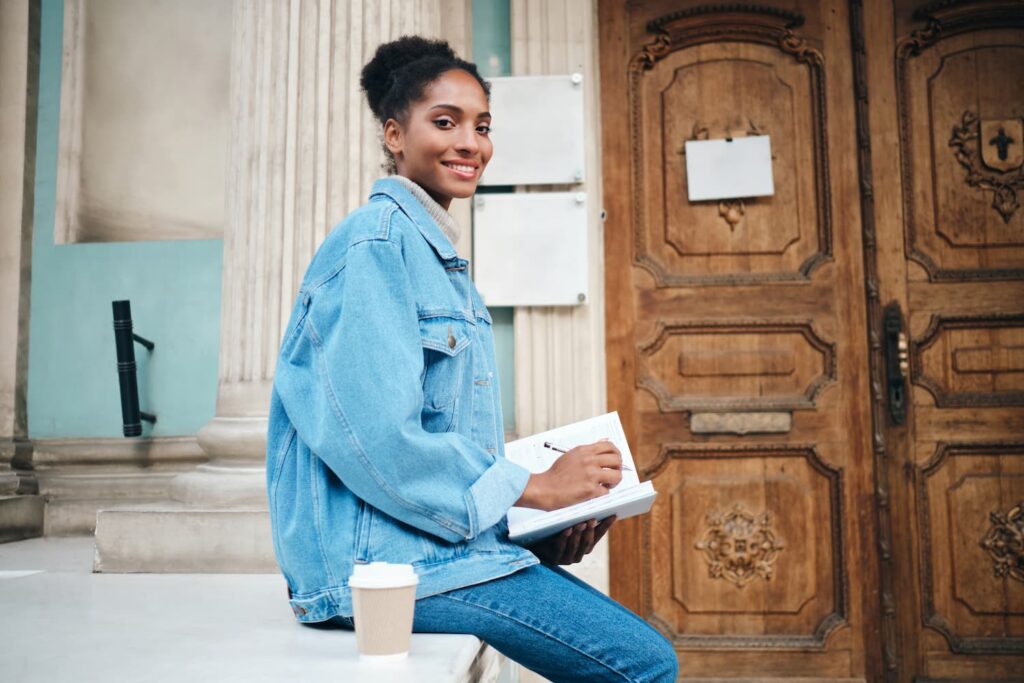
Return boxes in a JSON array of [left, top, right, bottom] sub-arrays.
[[949, 111, 1024, 223]]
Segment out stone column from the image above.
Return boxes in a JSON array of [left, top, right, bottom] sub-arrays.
[[0, 0, 43, 543], [509, 0, 609, 592], [94, 0, 444, 570], [174, 0, 445, 507]]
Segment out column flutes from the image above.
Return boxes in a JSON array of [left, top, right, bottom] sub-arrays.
[[172, 0, 444, 506]]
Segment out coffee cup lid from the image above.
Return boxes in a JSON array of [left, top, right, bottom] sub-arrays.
[[349, 562, 419, 589]]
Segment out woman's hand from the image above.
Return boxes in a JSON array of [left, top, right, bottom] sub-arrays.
[[515, 440, 624, 510], [528, 516, 616, 565]]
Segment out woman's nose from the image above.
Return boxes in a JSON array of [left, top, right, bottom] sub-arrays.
[[454, 127, 479, 154]]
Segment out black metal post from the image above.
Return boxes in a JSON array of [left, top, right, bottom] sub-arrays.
[[112, 300, 156, 437]]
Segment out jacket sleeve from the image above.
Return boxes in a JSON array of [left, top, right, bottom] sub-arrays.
[[273, 236, 530, 544]]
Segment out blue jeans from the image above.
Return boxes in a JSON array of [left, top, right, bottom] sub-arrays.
[[321, 563, 678, 682]]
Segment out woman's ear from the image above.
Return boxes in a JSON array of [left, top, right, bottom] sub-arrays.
[[383, 118, 403, 158]]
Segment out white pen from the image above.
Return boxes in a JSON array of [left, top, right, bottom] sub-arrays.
[[542, 441, 634, 472]]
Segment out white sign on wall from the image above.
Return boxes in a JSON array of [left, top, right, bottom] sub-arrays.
[[480, 75, 586, 186], [473, 192, 588, 306], [684, 135, 775, 201]]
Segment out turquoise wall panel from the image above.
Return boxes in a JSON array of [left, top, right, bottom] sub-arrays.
[[472, 0, 511, 78], [490, 306, 515, 434], [27, 0, 222, 438]]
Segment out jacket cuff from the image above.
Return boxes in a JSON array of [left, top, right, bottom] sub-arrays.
[[465, 456, 531, 540]]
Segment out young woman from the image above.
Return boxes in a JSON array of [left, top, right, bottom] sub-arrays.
[[266, 36, 678, 682]]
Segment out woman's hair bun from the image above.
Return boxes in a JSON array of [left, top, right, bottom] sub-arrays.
[[361, 36, 458, 121]]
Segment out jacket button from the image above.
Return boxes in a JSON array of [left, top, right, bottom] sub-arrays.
[[448, 327, 456, 349]]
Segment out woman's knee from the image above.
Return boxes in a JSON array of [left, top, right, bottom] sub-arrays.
[[639, 628, 678, 682]]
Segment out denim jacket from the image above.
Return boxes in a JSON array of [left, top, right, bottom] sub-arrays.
[[267, 177, 538, 622]]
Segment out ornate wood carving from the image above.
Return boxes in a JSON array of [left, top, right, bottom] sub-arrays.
[[949, 111, 1024, 223], [981, 501, 1024, 582], [917, 442, 1024, 654], [849, 0, 900, 674], [642, 443, 848, 650], [911, 314, 1024, 407], [896, 0, 1024, 281], [636, 319, 836, 412], [645, 5, 805, 33], [717, 199, 746, 230], [627, 6, 832, 286], [695, 503, 785, 587]]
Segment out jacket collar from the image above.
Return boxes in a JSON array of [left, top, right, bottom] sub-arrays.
[[369, 177, 458, 261]]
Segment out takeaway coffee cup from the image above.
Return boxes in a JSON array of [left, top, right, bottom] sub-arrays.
[[349, 562, 419, 661]]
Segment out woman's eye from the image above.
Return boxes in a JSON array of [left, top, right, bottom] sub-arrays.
[[433, 118, 455, 129], [477, 124, 491, 135]]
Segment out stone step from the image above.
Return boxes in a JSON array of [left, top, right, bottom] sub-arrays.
[[93, 503, 276, 573], [0, 495, 44, 543]]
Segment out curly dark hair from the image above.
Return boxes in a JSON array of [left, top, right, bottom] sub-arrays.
[[360, 36, 490, 173]]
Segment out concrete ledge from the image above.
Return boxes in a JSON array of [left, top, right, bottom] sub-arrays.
[[0, 495, 44, 543], [0, 539, 507, 682], [94, 503, 275, 573]]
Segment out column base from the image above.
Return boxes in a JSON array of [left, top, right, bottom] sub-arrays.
[[0, 471, 19, 496], [93, 502, 276, 572], [31, 437, 206, 536], [90, 415, 272, 572], [169, 463, 266, 507], [0, 495, 44, 543]]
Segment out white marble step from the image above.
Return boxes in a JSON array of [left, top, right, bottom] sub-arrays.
[[93, 502, 275, 572]]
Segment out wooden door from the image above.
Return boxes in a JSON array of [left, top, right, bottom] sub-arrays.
[[599, 1, 880, 679], [867, 1, 1024, 680]]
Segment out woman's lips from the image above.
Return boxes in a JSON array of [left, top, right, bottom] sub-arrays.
[[441, 161, 478, 179]]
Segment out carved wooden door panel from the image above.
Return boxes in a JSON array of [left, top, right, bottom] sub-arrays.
[[874, 1, 1024, 680], [599, 1, 879, 679]]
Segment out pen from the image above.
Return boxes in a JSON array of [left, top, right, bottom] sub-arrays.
[[543, 441, 634, 472]]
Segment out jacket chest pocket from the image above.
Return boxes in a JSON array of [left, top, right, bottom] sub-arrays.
[[419, 315, 472, 411]]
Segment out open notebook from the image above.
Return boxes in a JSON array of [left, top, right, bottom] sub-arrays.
[[504, 412, 657, 544]]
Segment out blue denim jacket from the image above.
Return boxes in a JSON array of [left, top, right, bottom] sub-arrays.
[[267, 177, 538, 622]]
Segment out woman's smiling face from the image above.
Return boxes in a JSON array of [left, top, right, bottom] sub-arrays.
[[384, 68, 493, 209]]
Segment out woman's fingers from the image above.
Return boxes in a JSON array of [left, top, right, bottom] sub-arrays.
[[532, 528, 569, 564], [550, 528, 572, 564], [586, 444, 624, 489], [597, 466, 623, 489], [537, 517, 617, 565], [561, 522, 586, 564], [574, 520, 597, 563], [581, 442, 623, 468], [593, 516, 615, 544]]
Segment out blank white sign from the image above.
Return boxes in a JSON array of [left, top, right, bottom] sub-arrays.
[[473, 192, 588, 306], [684, 135, 775, 201], [480, 75, 586, 186]]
